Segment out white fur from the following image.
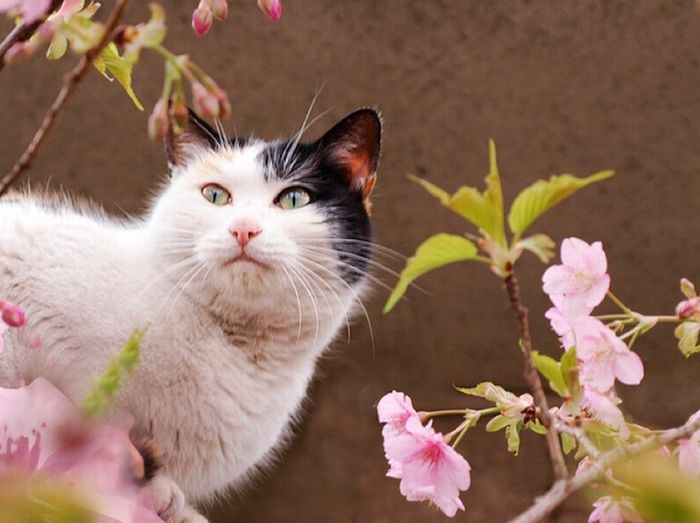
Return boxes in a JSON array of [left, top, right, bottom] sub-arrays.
[[0, 144, 365, 515]]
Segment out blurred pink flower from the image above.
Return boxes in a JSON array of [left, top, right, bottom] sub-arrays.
[[0, 378, 162, 523], [257, 0, 281, 20], [677, 297, 700, 322], [192, 81, 220, 120], [678, 411, 700, 479], [581, 387, 627, 436], [0, 0, 52, 23], [588, 495, 643, 523], [542, 237, 610, 313], [384, 417, 471, 518], [0, 299, 25, 328], [192, 0, 213, 36], [574, 317, 644, 391]]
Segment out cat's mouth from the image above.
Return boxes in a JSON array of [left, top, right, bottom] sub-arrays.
[[224, 253, 269, 269]]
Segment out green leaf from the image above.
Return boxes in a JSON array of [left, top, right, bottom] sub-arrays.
[[532, 351, 566, 396], [514, 233, 556, 264], [507, 170, 615, 236], [506, 423, 521, 455], [675, 323, 700, 357], [560, 346, 580, 400], [681, 278, 697, 299], [561, 433, 577, 454], [384, 233, 478, 313], [82, 328, 145, 416], [455, 381, 515, 405], [485, 415, 511, 432], [408, 140, 506, 245], [526, 420, 547, 435], [93, 43, 144, 111]]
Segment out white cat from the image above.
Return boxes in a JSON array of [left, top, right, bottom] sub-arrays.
[[0, 108, 381, 522]]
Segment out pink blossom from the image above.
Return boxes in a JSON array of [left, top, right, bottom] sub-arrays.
[[192, 0, 213, 36], [677, 297, 700, 322], [0, 299, 25, 328], [588, 495, 643, 523], [384, 417, 471, 518], [192, 81, 220, 120], [542, 237, 610, 313], [257, 0, 281, 20], [0, 378, 162, 522], [581, 387, 627, 435], [545, 304, 589, 349], [678, 411, 700, 478], [0, 0, 52, 23], [574, 317, 644, 391], [377, 391, 419, 438]]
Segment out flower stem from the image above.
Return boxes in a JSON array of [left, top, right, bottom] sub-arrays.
[[607, 291, 634, 315]]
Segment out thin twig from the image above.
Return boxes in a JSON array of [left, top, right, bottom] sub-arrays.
[[0, 0, 130, 196], [507, 415, 700, 523], [0, 0, 63, 71], [503, 273, 569, 481]]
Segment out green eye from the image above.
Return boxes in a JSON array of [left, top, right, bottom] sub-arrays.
[[202, 184, 231, 206], [277, 187, 312, 210]]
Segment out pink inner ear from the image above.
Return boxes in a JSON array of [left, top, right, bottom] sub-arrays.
[[339, 150, 371, 190]]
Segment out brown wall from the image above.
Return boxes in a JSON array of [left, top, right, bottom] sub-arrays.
[[2, 1, 700, 521]]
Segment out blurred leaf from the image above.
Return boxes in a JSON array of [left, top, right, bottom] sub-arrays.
[[675, 323, 700, 357], [561, 433, 577, 454], [526, 420, 547, 435], [532, 351, 566, 396], [506, 423, 521, 455], [82, 328, 145, 416], [94, 43, 144, 110], [456, 381, 515, 405], [560, 346, 580, 400], [486, 415, 511, 432], [681, 278, 697, 299], [408, 140, 505, 245], [507, 170, 614, 236], [384, 233, 478, 313]]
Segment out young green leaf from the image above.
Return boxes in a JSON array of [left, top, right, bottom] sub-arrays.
[[82, 328, 146, 417], [486, 415, 511, 432], [675, 323, 700, 358], [455, 381, 514, 405], [408, 140, 506, 245], [384, 233, 478, 313], [506, 423, 521, 455], [560, 346, 581, 399], [93, 43, 145, 111], [526, 420, 547, 435], [531, 351, 566, 396], [513, 233, 556, 264], [507, 170, 615, 236], [561, 433, 577, 454]]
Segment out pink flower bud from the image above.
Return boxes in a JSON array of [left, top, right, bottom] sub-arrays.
[[192, 82, 220, 120], [148, 98, 169, 141], [192, 1, 214, 36], [211, 84, 231, 119], [257, 0, 281, 20], [0, 300, 25, 328], [211, 0, 228, 21], [677, 297, 700, 322]]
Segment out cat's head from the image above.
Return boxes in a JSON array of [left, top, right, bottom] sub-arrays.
[[149, 109, 381, 310]]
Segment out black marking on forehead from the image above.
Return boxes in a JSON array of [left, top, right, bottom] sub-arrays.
[[260, 140, 373, 286]]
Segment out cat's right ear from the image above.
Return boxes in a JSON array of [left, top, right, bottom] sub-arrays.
[[165, 109, 219, 173]]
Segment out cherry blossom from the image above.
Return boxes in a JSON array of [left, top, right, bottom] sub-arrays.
[[677, 297, 700, 322], [678, 411, 700, 479], [542, 237, 610, 313], [574, 316, 644, 391], [588, 495, 643, 523], [0, 378, 162, 522], [377, 390, 420, 438], [0, 299, 25, 353], [192, 0, 213, 36], [258, 0, 281, 20], [581, 387, 626, 435], [0, 0, 51, 23], [383, 416, 471, 518]]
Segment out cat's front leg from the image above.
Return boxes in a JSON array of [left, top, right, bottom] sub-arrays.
[[148, 473, 208, 523]]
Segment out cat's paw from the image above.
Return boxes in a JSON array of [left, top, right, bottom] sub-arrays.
[[148, 474, 186, 522], [176, 505, 209, 523]]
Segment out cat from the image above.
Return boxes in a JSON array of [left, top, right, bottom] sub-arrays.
[[0, 108, 381, 522]]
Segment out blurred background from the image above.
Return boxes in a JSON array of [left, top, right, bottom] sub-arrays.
[[2, 1, 700, 521]]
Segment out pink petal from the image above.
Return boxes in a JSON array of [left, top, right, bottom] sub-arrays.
[[679, 439, 700, 479], [613, 349, 644, 385]]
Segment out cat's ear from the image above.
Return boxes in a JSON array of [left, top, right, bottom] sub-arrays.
[[165, 109, 219, 173], [318, 109, 382, 201]]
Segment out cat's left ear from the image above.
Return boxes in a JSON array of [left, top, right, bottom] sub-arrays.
[[165, 109, 219, 174], [319, 109, 382, 201]]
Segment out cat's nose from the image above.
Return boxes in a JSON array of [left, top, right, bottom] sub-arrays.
[[230, 223, 261, 249]]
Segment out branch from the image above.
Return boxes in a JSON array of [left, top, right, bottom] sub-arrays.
[[503, 273, 569, 480], [0, 0, 130, 197], [0, 0, 63, 71], [507, 415, 700, 523]]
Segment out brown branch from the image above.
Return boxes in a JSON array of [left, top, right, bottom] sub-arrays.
[[507, 415, 700, 523], [0, 0, 130, 197], [503, 273, 569, 481], [0, 0, 63, 71]]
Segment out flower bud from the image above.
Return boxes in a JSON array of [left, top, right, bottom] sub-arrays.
[[681, 277, 697, 299], [192, 1, 214, 36], [0, 300, 26, 328], [210, 84, 231, 119], [211, 0, 228, 21], [192, 82, 220, 120], [677, 297, 700, 322], [148, 98, 169, 141], [171, 97, 189, 130], [257, 0, 281, 20]]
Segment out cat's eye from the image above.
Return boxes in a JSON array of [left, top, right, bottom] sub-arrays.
[[276, 187, 312, 210], [202, 184, 231, 206]]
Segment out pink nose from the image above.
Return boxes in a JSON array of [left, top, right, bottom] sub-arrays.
[[230, 223, 261, 249]]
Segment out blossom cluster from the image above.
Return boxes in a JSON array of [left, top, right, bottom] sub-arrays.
[[543, 238, 644, 434], [192, 0, 282, 36], [377, 392, 471, 517]]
